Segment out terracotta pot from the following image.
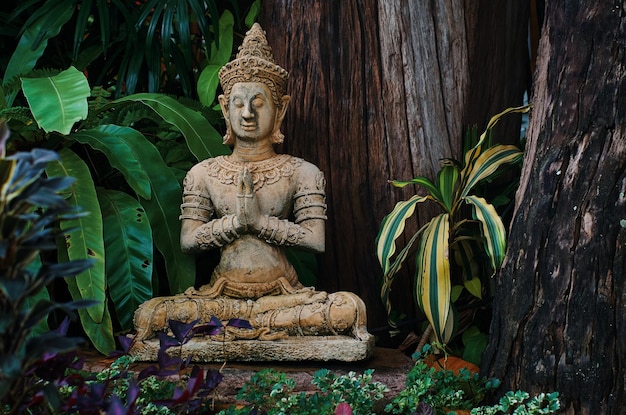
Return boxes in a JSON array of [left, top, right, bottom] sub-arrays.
[[427, 355, 479, 375]]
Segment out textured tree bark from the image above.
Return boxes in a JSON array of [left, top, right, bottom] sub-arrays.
[[260, 1, 529, 332], [483, 2, 626, 413], [464, 1, 531, 144]]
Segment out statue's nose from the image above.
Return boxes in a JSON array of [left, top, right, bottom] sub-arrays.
[[242, 103, 254, 119]]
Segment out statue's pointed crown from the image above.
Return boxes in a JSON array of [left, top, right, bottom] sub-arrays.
[[219, 23, 289, 104]]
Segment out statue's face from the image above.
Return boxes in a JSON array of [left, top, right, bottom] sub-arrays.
[[227, 82, 277, 142]]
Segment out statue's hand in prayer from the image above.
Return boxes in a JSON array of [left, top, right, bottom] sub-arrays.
[[236, 167, 261, 232]]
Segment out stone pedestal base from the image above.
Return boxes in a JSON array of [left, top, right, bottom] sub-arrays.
[[129, 334, 376, 362]]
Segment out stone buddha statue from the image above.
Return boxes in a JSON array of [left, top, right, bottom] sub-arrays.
[[129, 23, 374, 361]]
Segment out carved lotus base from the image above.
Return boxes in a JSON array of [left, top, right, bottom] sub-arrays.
[[128, 333, 376, 362]]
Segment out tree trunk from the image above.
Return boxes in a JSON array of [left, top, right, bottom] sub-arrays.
[[260, 1, 529, 335], [483, 2, 626, 413]]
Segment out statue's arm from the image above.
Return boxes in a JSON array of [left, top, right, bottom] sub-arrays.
[[250, 166, 327, 253], [180, 216, 245, 253], [179, 169, 244, 253]]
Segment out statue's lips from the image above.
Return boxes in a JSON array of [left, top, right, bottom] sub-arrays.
[[240, 123, 256, 131]]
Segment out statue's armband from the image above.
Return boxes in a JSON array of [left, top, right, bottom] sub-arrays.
[[293, 170, 328, 224]]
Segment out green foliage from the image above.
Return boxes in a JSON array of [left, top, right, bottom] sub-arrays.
[[1, 65, 230, 353], [384, 345, 560, 415], [219, 368, 389, 415], [386, 345, 501, 415], [471, 391, 561, 415], [1, 319, 226, 414], [21, 67, 90, 134], [0, 145, 94, 411], [0, 0, 244, 355], [62, 354, 178, 414], [3, 1, 248, 98], [461, 326, 490, 367], [97, 188, 153, 331], [0, 0, 314, 355], [376, 106, 530, 346], [312, 369, 388, 415]]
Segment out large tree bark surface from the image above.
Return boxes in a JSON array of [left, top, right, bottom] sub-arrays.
[[483, 2, 626, 413], [260, 1, 528, 333], [464, 2, 531, 143]]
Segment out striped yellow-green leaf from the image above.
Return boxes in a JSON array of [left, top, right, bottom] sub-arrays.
[[380, 228, 424, 327], [21, 67, 90, 135], [441, 303, 456, 344], [462, 105, 530, 181], [0, 159, 16, 202], [460, 145, 523, 199], [465, 195, 507, 274], [391, 176, 443, 205], [416, 213, 451, 345], [484, 105, 531, 133], [376, 194, 430, 275], [45, 147, 106, 324], [437, 163, 459, 211]]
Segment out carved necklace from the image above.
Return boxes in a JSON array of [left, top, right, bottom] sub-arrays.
[[204, 154, 303, 191]]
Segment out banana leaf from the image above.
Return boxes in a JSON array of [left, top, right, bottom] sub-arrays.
[[92, 126, 195, 293], [3, 3, 74, 106], [97, 188, 153, 331], [64, 269, 115, 355], [198, 10, 234, 107], [21, 67, 90, 135], [109, 93, 229, 161], [68, 125, 152, 199], [45, 148, 106, 324]]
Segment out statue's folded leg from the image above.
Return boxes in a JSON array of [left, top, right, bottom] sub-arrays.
[[133, 294, 253, 341], [329, 292, 370, 341], [251, 291, 369, 340], [133, 290, 370, 343]]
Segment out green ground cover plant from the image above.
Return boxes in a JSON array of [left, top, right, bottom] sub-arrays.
[[217, 368, 389, 415]]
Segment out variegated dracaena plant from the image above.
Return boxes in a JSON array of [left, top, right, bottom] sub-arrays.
[[375, 105, 530, 345]]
